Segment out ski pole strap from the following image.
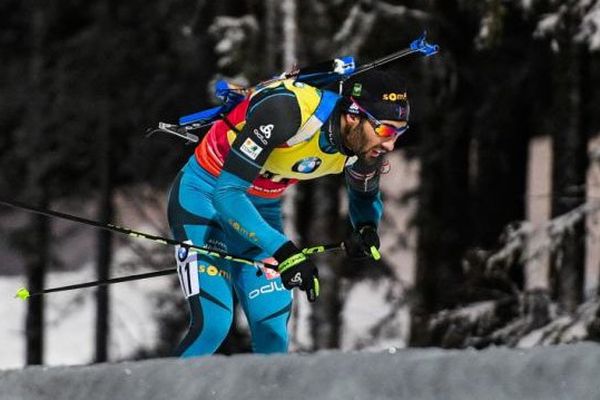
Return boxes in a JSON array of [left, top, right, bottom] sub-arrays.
[[303, 243, 343, 255], [278, 252, 308, 273]]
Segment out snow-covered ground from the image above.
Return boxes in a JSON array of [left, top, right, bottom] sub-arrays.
[[4, 342, 600, 400], [0, 259, 172, 369]]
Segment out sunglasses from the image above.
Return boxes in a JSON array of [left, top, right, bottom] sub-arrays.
[[350, 97, 409, 139]]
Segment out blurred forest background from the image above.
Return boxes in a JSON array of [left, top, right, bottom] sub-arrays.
[[1, 0, 600, 367]]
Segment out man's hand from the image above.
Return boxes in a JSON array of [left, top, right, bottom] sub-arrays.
[[273, 241, 320, 302], [343, 225, 381, 260]]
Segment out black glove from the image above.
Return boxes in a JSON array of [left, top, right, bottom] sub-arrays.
[[273, 241, 320, 302], [343, 225, 381, 260]]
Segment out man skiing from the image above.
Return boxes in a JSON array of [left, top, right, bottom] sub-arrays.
[[167, 69, 410, 356]]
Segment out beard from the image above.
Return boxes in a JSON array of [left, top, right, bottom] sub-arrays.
[[345, 122, 369, 156], [345, 121, 380, 165]]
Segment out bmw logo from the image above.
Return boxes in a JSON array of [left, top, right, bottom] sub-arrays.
[[292, 157, 322, 174], [177, 246, 189, 262]]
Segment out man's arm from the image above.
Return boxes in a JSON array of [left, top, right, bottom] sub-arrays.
[[212, 88, 301, 255], [343, 158, 384, 259], [345, 157, 384, 229]]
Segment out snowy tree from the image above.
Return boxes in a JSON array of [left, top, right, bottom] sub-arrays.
[[532, 0, 600, 311]]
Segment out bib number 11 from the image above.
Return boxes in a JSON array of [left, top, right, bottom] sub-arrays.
[[175, 245, 200, 298]]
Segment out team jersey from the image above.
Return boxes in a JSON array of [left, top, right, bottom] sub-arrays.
[[195, 79, 346, 198], [192, 79, 384, 255]]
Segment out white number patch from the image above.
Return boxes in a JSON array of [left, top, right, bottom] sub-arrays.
[[175, 244, 200, 298]]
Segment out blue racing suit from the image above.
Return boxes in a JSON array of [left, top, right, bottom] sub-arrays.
[[168, 79, 384, 356]]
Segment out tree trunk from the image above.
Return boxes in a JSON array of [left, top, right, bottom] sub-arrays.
[[281, 0, 297, 70], [25, 199, 49, 365], [471, 2, 545, 290], [410, 0, 473, 346], [95, 96, 113, 363], [264, 0, 278, 73], [550, 38, 589, 312], [309, 176, 343, 350], [24, 0, 48, 366], [94, 1, 116, 363]]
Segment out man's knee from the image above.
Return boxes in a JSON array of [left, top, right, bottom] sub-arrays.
[[251, 318, 289, 353], [179, 307, 233, 357]]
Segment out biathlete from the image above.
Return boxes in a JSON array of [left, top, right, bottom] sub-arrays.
[[167, 69, 410, 356]]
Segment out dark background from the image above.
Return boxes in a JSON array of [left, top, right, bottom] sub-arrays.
[[1, 0, 600, 365]]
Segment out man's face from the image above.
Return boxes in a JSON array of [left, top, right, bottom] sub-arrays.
[[343, 115, 407, 163]]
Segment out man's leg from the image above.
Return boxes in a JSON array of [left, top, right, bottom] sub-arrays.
[[168, 166, 234, 357], [173, 248, 234, 357], [226, 196, 292, 353], [233, 262, 292, 353]]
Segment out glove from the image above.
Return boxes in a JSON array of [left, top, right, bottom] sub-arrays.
[[343, 225, 381, 260], [273, 241, 320, 302]]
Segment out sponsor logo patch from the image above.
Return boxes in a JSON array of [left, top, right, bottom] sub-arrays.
[[347, 102, 360, 114], [259, 124, 274, 138], [248, 281, 287, 299], [228, 219, 259, 243], [177, 246, 189, 262], [290, 272, 303, 285], [292, 157, 322, 174], [382, 92, 407, 102], [198, 264, 231, 280], [252, 124, 274, 145], [240, 138, 263, 160]]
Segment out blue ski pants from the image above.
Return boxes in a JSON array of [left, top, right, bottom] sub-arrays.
[[167, 157, 292, 357]]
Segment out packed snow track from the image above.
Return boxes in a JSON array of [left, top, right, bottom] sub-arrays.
[[1, 343, 599, 400]]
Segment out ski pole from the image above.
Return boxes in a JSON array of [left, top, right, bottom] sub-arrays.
[[0, 198, 345, 269], [0, 197, 270, 268], [15, 268, 175, 300], [14, 243, 344, 300]]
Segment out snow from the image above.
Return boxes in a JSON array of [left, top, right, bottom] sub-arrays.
[[4, 343, 600, 400], [0, 248, 173, 369], [533, 1, 600, 51], [341, 279, 408, 350], [0, 276, 25, 368], [579, 2, 600, 49], [476, 15, 494, 49], [535, 12, 562, 39], [520, 0, 535, 10], [208, 15, 259, 69]]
